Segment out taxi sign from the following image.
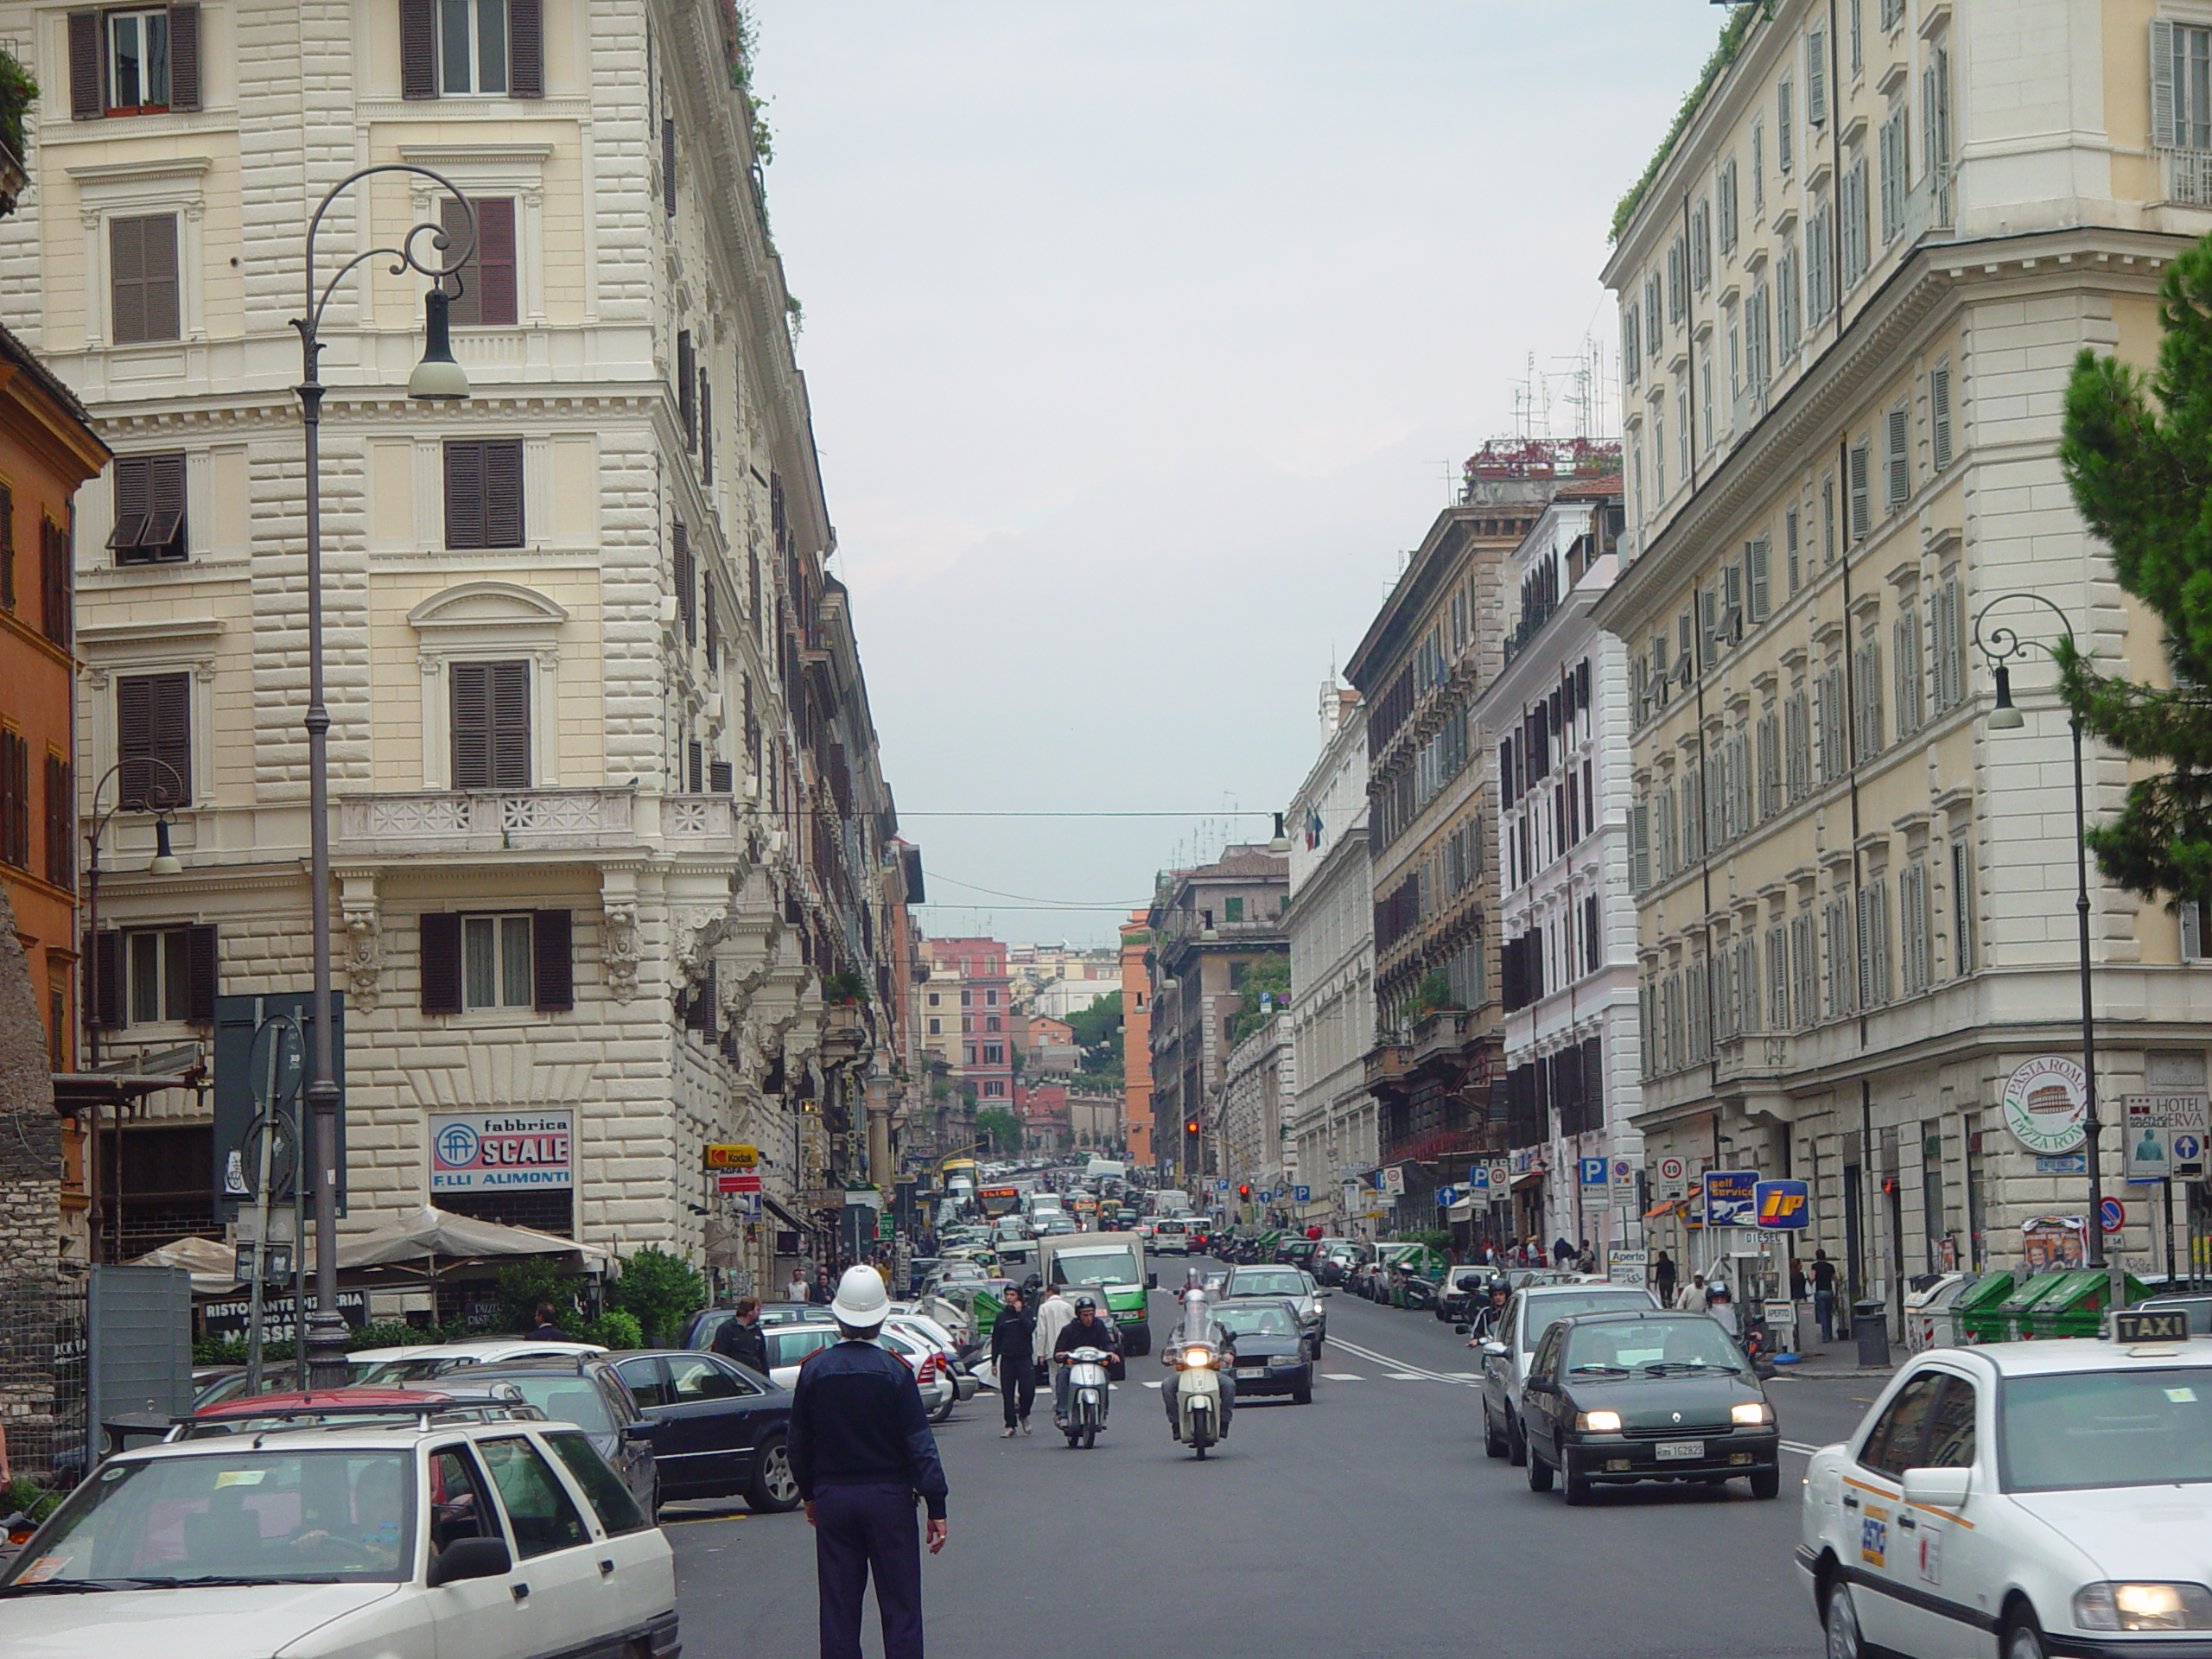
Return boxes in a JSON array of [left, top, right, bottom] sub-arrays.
[[2113, 1309, 2191, 1343], [705, 1143, 760, 1169]]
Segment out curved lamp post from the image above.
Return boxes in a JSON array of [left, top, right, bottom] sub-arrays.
[[296, 166, 475, 1387], [1972, 592, 2107, 1271], [79, 755, 187, 1263]]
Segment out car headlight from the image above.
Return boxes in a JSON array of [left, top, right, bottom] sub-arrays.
[[1268, 1354, 1303, 1368], [1732, 1402, 1774, 1426], [2075, 1585, 2212, 1631], [1576, 1409, 1624, 1433]]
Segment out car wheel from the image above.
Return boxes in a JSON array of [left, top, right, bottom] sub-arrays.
[[1561, 1461, 1592, 1506], [1482, 1402, 1506, 1459], [649, 1473, 663, 1520], [1506, 1408, 1528, 1467], [1525, 1441, 1554, 1492], [928, 1384, 957, 1424], [1749, 1465, 1782, 1500], [1292, 1378, 1313, 1405], [2005, 1612, 2049, 1659], [1824, 1581, 1863, 1659], [746, 1434, 802, 1514]]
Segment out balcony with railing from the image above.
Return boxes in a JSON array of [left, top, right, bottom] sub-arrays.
[[340, 787, 636, 854]]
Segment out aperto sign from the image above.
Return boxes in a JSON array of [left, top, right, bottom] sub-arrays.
[[431, 1109, 574, 1192]]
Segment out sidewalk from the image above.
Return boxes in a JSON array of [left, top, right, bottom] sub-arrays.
[[1765, 1336, 1904, 1382]]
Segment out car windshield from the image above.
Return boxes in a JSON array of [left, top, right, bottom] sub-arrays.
[[2000, 1368, 2212, 1491], [769, 1328, 840, 1368], [1215, 1305, 1296, 1338], [1232, 1271, 1306, 1298], [1520, 1292, 1652, 1345], [1562, 1320, 1741, 1376], [354, 1355, 462, 1384], [1054, 1249, 1140, 1287], [0, 1448, 415, 1591], [479, 1373, 616, 1433]]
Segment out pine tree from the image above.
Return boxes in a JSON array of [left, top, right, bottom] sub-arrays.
[[2057, 237, 2212, 904]]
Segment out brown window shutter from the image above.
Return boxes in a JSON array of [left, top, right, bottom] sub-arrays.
[[143, 216, 181, 340], [484, 439, 524, 546], [677, 330, 694, 444], [663, 116, 677, 216], [531, 908, 572, 1011], [68, 12, 103, 118], [686, 739, 702, 793], [440, 200, 480, 327], [709, 759, 733, 794], [509, 0, 544, 98], [449, 661, 491, 788], [87, 928, 123, 1028], [0, 730, 25, 868], [400, 0, 437, 99], [673, 520, 694, 644], [45, 754, 73, 890], [108, 454, 150, 553], [444, 198, 517, 327], [686, 961, 716, 1031], [703, 576, 717, 658], [149, 453, 188, 558], [168, 5, 202, 110], [489, 659, 531, 787], [151, 672, 192, 804], [185, 923, 218, 1022], [443, 440, 486, 548], [41, 514, 69, 645], [0, 482, 15, 612], [110, 218, 146, 344], [419, 912, 462, 1014], [700, 373, 713, 484]]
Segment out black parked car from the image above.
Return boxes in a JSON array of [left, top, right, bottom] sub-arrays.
[[1516, 1311, 1781, 1504], [424, 1355, 660, 1516], [608, 1349, 801, 1514], [1211, 1296, 1315, 1404]]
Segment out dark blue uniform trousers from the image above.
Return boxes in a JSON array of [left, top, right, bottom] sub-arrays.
[[814, 1481, 925, 1659]]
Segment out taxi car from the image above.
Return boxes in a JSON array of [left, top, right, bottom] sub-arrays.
[[1799, 1312, 2212, 1659], [0, 1396, 676, 1659]]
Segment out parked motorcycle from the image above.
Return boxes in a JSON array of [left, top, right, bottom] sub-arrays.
[[1167, 1338, 1224, 1459], [1060, 1346, 1113, 1449], [1399, 1272, 1440, 1313]]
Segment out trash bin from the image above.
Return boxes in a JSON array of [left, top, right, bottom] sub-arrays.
[[1853, 1300, 1891, 1367], [1954, 1271, 2018, 1344], [1992, 1269, 2072, 1343], [2025, 1268, 2150, 1339]]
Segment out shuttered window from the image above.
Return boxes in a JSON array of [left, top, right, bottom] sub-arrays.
[[442, 197, 517, 327], [1805, 27, 1827, 125], [419, 912, 462, 1014], [67, 6, 200, 118], [108, 451, 188, 563], [673, 520, 695, 645], [400, 0, 542, 100], [1929, 360, 1954, 471], [120, 924, 215, 1025], [85, 929, 124, 1030], [443, 439, 524, 549], [1929, 576, 1966, 714], [45, 753, 73, 890], [0, 729, 29, 869], [1900, 861, 1933, 996], [663, 112, 677, 216], [1893, 601, 1924, 738], [1949, 841, 1977, 976], [110, 213, 181, 344], [1847, 438, 1871, 539], [449, 659, 531, 790], [116, 671, 191, 807], [420, 910, 569, 1014], [677, 330, 696, 446], [700, 372, 713, 485], [1885, 404, 1910, 511], [0, 482, 13, 612]]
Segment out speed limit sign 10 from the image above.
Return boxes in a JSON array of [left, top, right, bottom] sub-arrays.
[[1656, 1155, 1688, 1199]]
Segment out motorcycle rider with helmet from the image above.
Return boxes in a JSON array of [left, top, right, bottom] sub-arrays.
[[1051, 1296, 1123, 1428], [1465, 1274, 1512, 1344], [1160, 1287, 1238, 1440]]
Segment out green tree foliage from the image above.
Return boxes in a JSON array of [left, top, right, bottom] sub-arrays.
[[975, 1106, 1021, 1154], [2058, 238, 2212, 903], [497, 1256, 580, 1332], [611, 1245, 708, 1347], [1412, 969, 1462, 1014], [1229, 956, 1291, 1046]]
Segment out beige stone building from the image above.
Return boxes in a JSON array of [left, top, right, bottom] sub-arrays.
[[3, 0, 914, 1294], [1599, 0, 2212, 1311]]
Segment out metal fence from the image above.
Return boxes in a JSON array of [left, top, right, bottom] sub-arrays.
[[0, 1262, 88, 1490]]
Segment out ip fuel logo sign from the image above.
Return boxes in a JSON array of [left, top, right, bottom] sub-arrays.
[[1753, 1179, 1810, 1230]]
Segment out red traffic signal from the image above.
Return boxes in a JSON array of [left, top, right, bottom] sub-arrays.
[[1185, 1120, 1199, 1136], [1238, 1183, 1250, 1198]]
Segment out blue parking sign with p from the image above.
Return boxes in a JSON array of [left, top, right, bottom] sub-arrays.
[[1580, 1157, 1608, 1186]]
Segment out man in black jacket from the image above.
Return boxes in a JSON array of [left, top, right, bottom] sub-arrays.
[[1050, 1296, 1122, 1427], [989, 1283, 1036, 1437], [791, 1266, 948, 1659], [710, 1296, 768, 1375]]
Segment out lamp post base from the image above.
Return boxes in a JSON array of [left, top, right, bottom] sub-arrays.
[[302, 1306, 353, 1392]]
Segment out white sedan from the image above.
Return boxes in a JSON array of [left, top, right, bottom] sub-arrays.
[[1800, 1318, 2212, 1659], [0, 1405, 674, 1659]]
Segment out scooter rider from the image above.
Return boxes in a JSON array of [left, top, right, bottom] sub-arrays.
[[1051, 1296, 1122, 1429], [1465, 1274, 1511, 1344], [1160, 1288, 1237, 1440]]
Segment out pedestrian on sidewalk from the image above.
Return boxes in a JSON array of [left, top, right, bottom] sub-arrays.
[[1654, 1251, 1678, 1306], [1676, 1272, 1708, 1312], [1810, 1249, 1839, 1343], [991, 1284, 1037, 1436], [787, 1267, 810, 1304], [790, 1265, 949, 1659]]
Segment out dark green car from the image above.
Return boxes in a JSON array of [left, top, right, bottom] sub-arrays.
[[1517, 1310, 1781, 1504]]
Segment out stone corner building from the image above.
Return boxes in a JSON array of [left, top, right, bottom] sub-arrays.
[[1, 0, 916, 1294], [1599, 0, 2212, 1311]]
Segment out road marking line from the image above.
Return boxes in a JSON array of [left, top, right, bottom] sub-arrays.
[[1781, 1440, 1822, 1456], [1321, 1372, 1364, 1381], [1329, 1336, 1482, 1389], [1141, 1380, 1164, 1389], [1386, 1372, 1426, 1381]]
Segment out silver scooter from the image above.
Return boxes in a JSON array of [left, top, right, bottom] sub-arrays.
[[1165, 1290, 1226, 1459], [1061, 1345, 1112, 1448]]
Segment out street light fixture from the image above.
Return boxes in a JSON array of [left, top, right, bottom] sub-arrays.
[[295, 165, 476, 1388], [1973, 592, 2106, 1269]]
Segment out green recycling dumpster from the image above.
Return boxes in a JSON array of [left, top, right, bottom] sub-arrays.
[[1989, 1270, 2074, 1342], [2024, 1268, 2150, 1339], [1954, 1271, 2018, 1344]]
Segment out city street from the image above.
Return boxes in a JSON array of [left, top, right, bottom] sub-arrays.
[[666, 1266, 1881, 1659]]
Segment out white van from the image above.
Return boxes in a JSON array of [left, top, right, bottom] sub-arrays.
[[1150, 1189, 1192, 1217], [1085, 1158, 1128, 1183]]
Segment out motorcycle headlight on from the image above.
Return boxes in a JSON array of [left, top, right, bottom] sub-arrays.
[[1177, 1345, 1215, 1370]]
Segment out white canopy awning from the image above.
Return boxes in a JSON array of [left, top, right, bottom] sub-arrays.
[[130, 1235, 241, 1294], [336, 1205, 619, 1277]]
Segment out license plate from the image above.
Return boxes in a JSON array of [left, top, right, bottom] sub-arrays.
[[1656, 1440, 1704, 1461], [1237, 1363, 1265, 1374]]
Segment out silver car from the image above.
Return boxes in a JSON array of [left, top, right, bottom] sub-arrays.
[[1476, 1281, 1658, 1465]]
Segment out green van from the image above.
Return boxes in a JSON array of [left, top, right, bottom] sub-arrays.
[[1039, 1231, 1157, 1356]]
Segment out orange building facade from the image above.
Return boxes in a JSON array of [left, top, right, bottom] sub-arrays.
[[1119, 912, 1154, 1166], [0, 321, 108, 1075]]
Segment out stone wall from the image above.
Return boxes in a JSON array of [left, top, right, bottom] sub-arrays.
[[0, 880, 67, 1483]]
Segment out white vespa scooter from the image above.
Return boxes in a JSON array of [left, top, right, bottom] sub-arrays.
[[1166, 1290, 1225, 1459], [1061, 1345, 1113, 1448]]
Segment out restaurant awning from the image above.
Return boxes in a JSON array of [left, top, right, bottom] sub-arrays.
[[335, 1205, 618, 1277]]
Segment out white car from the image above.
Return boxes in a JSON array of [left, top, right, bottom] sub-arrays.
[[0, 1402, 675, 1659], [352, 1338, 607, 1385], [760, 1322, 961, 1419], [1800, 1319, 2212, 1659], [1153, 1220, 1191, 1255]]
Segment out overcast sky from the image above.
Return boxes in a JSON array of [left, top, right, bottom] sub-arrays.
[[753, 2, 1716, 946]]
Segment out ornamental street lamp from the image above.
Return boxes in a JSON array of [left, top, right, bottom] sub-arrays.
[[1973, 592, 2107, 1270], [296, 166, 475, 1387]]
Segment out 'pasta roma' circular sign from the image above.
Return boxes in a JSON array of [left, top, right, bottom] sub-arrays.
[[2001, 1055, 2089, 1154]]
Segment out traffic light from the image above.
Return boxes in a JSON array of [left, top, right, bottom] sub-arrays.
[[1238, 1183, 1250, 1198], [1185, 1119, 1199, 1136]]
